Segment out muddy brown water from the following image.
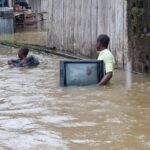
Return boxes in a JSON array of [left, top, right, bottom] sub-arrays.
[[0, 22, 48, 46], [0, 45, 149, 150]]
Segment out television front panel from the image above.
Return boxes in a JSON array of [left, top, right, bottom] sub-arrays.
[[60, 60, 104, 87]]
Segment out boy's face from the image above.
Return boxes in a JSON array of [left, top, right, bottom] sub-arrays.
[[18, 49, 25, 59], [96, 41, 101, 51]]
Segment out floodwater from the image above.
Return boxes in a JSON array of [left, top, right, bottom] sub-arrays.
[[0, 45, 150, 150], [0, 22, 48, 46]]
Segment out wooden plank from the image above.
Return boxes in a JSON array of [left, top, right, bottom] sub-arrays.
[[74, 0, 82, 52], [47, 0, 53, 47], [80, 0, 92, 57], [123, 0, 128, 65], [63, 0, 75, 52], [91, 0, 98, 58], [41, 0, 48, 13], [14, 11, 25, 17], [29, 0, 41, 13], [51, 0, 64, 49]]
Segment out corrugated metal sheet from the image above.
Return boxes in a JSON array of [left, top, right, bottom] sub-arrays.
[[0, 7, 14, 34]]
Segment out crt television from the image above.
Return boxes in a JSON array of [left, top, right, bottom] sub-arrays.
[[60, 60, 104, 86]]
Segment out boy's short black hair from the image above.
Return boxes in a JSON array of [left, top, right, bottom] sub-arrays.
[[20, 47, 29, 56], [97, 34, 110, 48]]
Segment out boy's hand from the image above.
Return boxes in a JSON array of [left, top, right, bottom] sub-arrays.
[[8, 60, 12, 65], [98, 72, 113, 86]]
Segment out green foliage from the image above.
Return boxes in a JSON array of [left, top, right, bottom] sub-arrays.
[[131, 7, 145, 17]]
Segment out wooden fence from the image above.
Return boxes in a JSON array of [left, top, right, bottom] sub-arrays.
[[47, 0, 128, 66], [29, 0, 48, 13]]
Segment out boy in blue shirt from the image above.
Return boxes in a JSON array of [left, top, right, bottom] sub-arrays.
[[8, 47, 39, 67]]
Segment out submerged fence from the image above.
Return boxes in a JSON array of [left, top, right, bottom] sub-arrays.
[[47, 0, 128, 66]]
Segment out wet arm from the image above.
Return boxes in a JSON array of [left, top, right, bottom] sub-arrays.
[[98, 72, 113, 86], [8, 60, 13, 65]]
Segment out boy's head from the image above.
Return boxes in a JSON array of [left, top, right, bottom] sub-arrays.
[[18, 47, 29, 59], [96, 34, 110, 51]]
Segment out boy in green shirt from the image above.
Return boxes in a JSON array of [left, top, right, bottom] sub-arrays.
[[96, 34, 115, 85]]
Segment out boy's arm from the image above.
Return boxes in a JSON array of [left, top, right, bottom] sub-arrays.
[[98, 61, 114, 86], [98, 72, 113, 86], [8, 60, 13, 65], [98, 57, 115, 86], [8, 59, 18, 65], [8, 59, 21, 67]]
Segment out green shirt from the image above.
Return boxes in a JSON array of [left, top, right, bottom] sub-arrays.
[[98, 49, 115, 73]]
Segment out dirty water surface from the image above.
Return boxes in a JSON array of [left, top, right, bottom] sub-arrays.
[[0, 46, 150, 150]]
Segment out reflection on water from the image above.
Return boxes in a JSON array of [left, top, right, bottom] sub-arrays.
[[0, 46, 150, 150], [0, 31, 47, 46], [0, 22, 48, 46], [126, 60, 132, 89]]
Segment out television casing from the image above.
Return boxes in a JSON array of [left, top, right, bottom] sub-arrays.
[[60, 60, 104, 87]]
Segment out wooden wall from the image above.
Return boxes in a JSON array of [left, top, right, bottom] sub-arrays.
[[29, 0, 48, 13], [41, 0, 49, 13], [29, 0, 48, 21], [47, 0, 128, 66], [29, 0, 41, 13]]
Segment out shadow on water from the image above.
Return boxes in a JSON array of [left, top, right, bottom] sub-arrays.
[[0, 46, 150, 150]]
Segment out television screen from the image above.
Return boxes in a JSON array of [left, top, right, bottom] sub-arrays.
[[60, 60, 104, 87]]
